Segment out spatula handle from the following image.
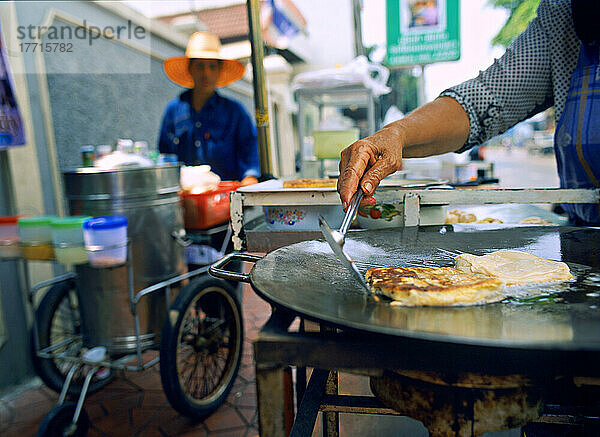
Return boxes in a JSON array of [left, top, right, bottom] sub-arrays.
[[339, 189, 363, 235]]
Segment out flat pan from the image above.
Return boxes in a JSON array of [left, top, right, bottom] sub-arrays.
[[250, 226, 600, 350]]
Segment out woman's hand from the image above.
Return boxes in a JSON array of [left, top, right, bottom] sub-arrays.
[[336, 97, 470, 211], [337, 126, 404, 211]]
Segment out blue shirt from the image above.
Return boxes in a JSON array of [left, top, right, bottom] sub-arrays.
[[158, 90, 260, 181]]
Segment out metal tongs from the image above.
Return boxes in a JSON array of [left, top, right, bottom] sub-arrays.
[[319, 190, 369, 291]]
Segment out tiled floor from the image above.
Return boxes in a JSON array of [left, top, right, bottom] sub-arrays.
[[0, 282, 271, 437]]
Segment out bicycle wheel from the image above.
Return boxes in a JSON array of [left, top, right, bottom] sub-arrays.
[[160, 275, 243, 419], [36, 402, 89, 437], [33, 279, 113, 396]]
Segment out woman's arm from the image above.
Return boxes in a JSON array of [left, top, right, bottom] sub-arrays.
[[338, 0, 556, 209], [337, 96, 469, 209]]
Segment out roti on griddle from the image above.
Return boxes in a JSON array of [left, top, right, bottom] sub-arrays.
[[455, 250, 573, 286], [365, 266, 504, 307], [283, 178, 337, 188]]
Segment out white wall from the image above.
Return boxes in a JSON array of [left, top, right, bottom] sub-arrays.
[[292, 0, 356, 72]]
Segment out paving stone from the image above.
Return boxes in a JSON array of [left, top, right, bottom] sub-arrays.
[[85, 401, 109, 420], [5, 422, 40, 437], [87, 426, 107, 437], [237, 365, 255, 382], [229, 389, 257, 409], [244, 426, 260, 437], [155, 412, 202, 436], [130, 407, 164, 429], [0, 400, 13, 433], [178, 426, 209, 437], [209, 426, 249, 437], [203, 405, 246, 432], [9, 399, 48, 426], [93, 391, 145, 414], [92, 410, 132, 435], [131, 424, 164, 437], [140, 389, 170, 409], [7, 385, 54, 409], [126, 367, 164, 387], [235, 406, 256, 425]]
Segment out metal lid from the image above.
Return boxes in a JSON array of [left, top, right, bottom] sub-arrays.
[[83, 216, 127, 230], [50, 216, 92, 228], [0, 216, 19, 225], [18, 216, 58, 227], [62, 165, 181, 200]]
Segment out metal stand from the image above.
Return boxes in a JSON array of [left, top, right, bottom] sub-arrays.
[[253, 308, 600, 437], [296, 85, 376, 177], [20, 239, 220, 430]]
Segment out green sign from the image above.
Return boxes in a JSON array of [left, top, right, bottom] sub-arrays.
[[386, 0, 460, 67]]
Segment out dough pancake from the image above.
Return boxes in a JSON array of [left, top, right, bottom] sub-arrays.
[[519, 217, 556, 225], [365, 266, 504, 307], [455, 250, 573, 286], [445, 209, 477, 224], [283, 178, 337, 188]]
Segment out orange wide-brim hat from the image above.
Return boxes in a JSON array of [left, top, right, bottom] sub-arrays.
[[163, 32, 245, 88]]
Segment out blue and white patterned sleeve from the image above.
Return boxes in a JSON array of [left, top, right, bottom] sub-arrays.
[[440, 0, 556, 152]]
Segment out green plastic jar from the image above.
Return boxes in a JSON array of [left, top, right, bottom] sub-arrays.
[[18, 216, 58, 260], [51, 216, 91, 265]]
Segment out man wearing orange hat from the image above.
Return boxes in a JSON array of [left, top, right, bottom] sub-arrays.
[[159, 32, 259, 185]]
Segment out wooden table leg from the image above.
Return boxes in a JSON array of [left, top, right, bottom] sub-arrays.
[[322, 370, 339, 437], [256, 364, 288, 437]]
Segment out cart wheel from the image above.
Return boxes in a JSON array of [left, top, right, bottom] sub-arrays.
[[160, 275, 243, 419], [36, 402, 89, 437], [33, 280, 113, 396]]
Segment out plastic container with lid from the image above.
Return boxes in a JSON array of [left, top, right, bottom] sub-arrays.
[[83, 216, 128, 267], [0, 216, 22, 259], [116, 138, 134, 154], [18, 216, 57, 260], [180, 181, 241, 229], [51, 216, 91, 265]]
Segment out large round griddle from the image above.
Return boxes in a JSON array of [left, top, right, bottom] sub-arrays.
[[250, 226, 600, 351]]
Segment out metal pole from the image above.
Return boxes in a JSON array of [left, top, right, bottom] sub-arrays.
[[418, 64, 426, 106], [0, 150, 17, 215], [246, 0, 273, 178], [351, 0, 365, 57]]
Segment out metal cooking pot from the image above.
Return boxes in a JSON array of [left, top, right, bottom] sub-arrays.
[[63, 166, 186, 354]]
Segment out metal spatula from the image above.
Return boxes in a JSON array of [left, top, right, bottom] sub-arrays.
[[319, 190, 369, 291]]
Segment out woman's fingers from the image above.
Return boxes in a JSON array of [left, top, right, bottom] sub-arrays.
[[338, 136, 402, 209], [361, 150, 402, 195], [338, 139, 374, 209]]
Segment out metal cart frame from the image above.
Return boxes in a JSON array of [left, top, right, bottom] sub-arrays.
[[230, 186, 600, 251], [13, 231, 243, 436]]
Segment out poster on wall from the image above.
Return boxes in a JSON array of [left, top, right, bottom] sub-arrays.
[[0, 24, 25, 149], [386, 0, 460, 67]]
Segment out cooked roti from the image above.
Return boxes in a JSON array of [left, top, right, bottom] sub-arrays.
[[455, 250, 573, 286], [519, 216, 557, 225], [365, 266, 504, 307], [283, 178, 337, 188]]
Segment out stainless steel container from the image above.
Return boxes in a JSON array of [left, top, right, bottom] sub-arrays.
[[63, 166, 185, 355]]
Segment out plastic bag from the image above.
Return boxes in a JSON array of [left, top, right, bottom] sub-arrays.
[[383, 105, 405, 126], [94, 151, 154, 169], [180, 165, 221, 194], [319, 114, 355, 130], [291, 56, 391, 96]]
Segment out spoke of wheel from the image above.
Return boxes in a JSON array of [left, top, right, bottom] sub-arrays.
[[51, 297, 82, 378], [177, 292, 241, 403], [183, 339, 202, 392]]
